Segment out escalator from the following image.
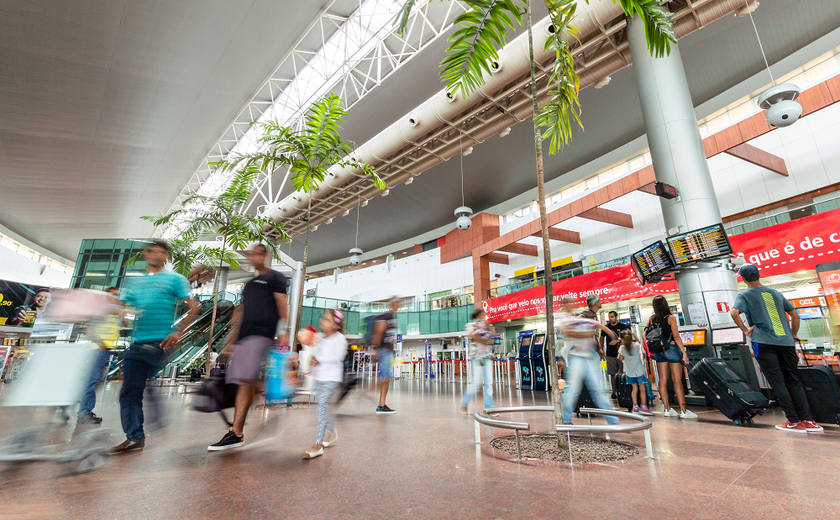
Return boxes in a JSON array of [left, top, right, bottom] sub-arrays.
[[106, 292, 240, 380]]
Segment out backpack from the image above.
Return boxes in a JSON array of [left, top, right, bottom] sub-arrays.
[[644, 316, 671, 354], [363, 315, 379, 347]]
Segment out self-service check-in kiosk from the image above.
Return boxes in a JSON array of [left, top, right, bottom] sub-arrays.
[[712, 327, 764, 390], [531, 333, 549, 392], [517, 332, 534, 390]]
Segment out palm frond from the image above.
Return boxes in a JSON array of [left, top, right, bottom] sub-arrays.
[[441, 0, 523, 97], [535, 0, 582, 154], [615, 0, 675, 58], [394, 0, 420, 37]]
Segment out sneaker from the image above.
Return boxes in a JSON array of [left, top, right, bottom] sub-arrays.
[[460, 406, 469, 414], [376, 405, 397, 414], [610, 393, 617, 400], [207, 430, 244, 451], [107, 439, 145, 455], [679, 410, 698, 420], [486, 412, 500, 418], [663, 408, 679, 417], [631, 405, 641, 413], [801, 420, 824, 433], [77, 412, 103, 425], [638, 405, 653, 416], [775, 420, 808, 433]]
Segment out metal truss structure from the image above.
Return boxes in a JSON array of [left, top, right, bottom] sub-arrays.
[[276, 0, 744, 237], [159, 0, 467, 238]]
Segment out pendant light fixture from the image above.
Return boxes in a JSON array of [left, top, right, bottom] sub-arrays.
[[454, 132, 473, 231], [743, 1, 802, 128], [349, 194, 363, 266]]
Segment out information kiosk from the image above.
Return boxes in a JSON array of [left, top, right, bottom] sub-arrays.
[[517, 332, 534, 390], [531, 333, 549, 392]]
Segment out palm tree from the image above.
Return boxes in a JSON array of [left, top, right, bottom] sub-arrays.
[[214, 93, 385, 331], [142, 165, 289, 358], [396, 0, 675, 443]]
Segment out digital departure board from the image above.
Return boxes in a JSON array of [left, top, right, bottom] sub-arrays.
[[667, 224, 732, 265], [631, 241, 674, 283]]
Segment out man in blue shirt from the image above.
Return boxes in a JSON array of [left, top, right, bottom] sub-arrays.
[[109, 241, 199, 454], [731, 264, 822, 434]]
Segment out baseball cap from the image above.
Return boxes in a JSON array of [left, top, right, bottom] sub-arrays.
[[586, 294, 601, 307], [739, 264, 760, 282]]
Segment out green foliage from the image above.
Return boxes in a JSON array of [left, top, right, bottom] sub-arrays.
[[214, 93, 385, 193], [394, 0, 676, 155], [615, 0, 675, 58], [440, 1, 523, 98]]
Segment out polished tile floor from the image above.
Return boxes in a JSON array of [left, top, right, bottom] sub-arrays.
[[1, 377, 839, 520]]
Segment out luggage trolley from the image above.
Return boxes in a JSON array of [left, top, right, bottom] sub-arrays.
[[0, 342, 110, 474]]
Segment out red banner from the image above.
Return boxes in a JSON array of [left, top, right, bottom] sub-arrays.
[[483, 264, 677, 323], [729, 208, 840, 278]]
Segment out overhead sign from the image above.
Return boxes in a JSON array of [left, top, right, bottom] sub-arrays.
[[482, 264, 678, 323], [790, 297, 826, 309], [730, 207, 840, 278], [0, 280, 51, 328]]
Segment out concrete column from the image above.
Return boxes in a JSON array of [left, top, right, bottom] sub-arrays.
[[627, 14, 738, 326], [216, 266, 229, 294]]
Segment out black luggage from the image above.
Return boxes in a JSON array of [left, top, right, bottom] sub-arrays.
[[193, 366, 238, 426], [615, 373, 633, 411], [797, 355, 840, 426], [334, 372, 359, 405], [689, 358, 768, 425]]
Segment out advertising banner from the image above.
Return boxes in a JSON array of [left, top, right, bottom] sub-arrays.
[[816, 261, 840, 342], [730, 207, 840, 278], [482, 264, 678, 323], [0, 280, 51, 328]]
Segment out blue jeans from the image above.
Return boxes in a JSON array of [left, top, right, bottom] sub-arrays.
[[461, 357, 494, 410], [562, 355, 618, 425], [77, 349, 112, 418], [119, 342, 166, 443]]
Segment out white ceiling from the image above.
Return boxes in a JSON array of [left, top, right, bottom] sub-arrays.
[[1, 0, 839, 266]]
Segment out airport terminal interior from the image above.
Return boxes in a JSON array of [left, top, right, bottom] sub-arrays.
[[2, 1, 840, 518]]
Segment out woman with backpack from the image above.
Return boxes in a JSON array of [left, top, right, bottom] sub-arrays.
[[646, 295, 697, 419]]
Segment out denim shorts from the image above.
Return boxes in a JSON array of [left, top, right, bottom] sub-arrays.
[[652, 343, 683, 364], [626, 375, 648, 385], [378, 348, 395, 379]]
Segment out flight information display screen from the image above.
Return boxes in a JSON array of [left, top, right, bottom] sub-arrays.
[[667, 224, 732, 265], [631, 241, 674, 282]]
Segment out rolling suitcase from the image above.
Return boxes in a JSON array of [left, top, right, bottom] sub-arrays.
[[797, 348, 840, 426], [562, 365, 597, 416], [615, 373, 633, 411], [689, 358, 769, 425]]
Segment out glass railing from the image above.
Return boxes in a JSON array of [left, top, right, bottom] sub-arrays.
[[724, 197, 840, 236], [488, 256, 631, 298], [299, 295, 473, 337]]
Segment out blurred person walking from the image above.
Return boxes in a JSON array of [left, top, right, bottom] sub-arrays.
[[208, 244, 288, 451], [303, 310, 348, 459], [77, 287, 122, 425], [460, 309, 496, 415], [371, 298, 400, 414], [558, 298, 619, 426], [109, 241, 199, 454]]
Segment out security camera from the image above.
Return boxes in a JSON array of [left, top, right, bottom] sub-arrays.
[[758, 84, 801, 128], [349, 247, 363, 266], [454, 206, 473, 231], [765, 100, 802, 128]]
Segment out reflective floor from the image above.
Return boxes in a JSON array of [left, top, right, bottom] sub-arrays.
[[1, 377, 839, 519]]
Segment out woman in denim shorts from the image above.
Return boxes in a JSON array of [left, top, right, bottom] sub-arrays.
[[648, 296, 697, 419]]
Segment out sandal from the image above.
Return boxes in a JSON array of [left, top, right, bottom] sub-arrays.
[[303, 447, 323, 459], [322, 431, 338, 447]]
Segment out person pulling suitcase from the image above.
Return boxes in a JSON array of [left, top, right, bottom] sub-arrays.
[[730, 264, 823, 433]]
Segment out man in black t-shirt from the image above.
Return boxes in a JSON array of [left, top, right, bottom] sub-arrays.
[[209, 244, 288, 451], [371, 298, 400, 414], [601, 311, 634, 398]]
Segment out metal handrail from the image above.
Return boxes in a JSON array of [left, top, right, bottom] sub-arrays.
[[474, 406, 654, 462]]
